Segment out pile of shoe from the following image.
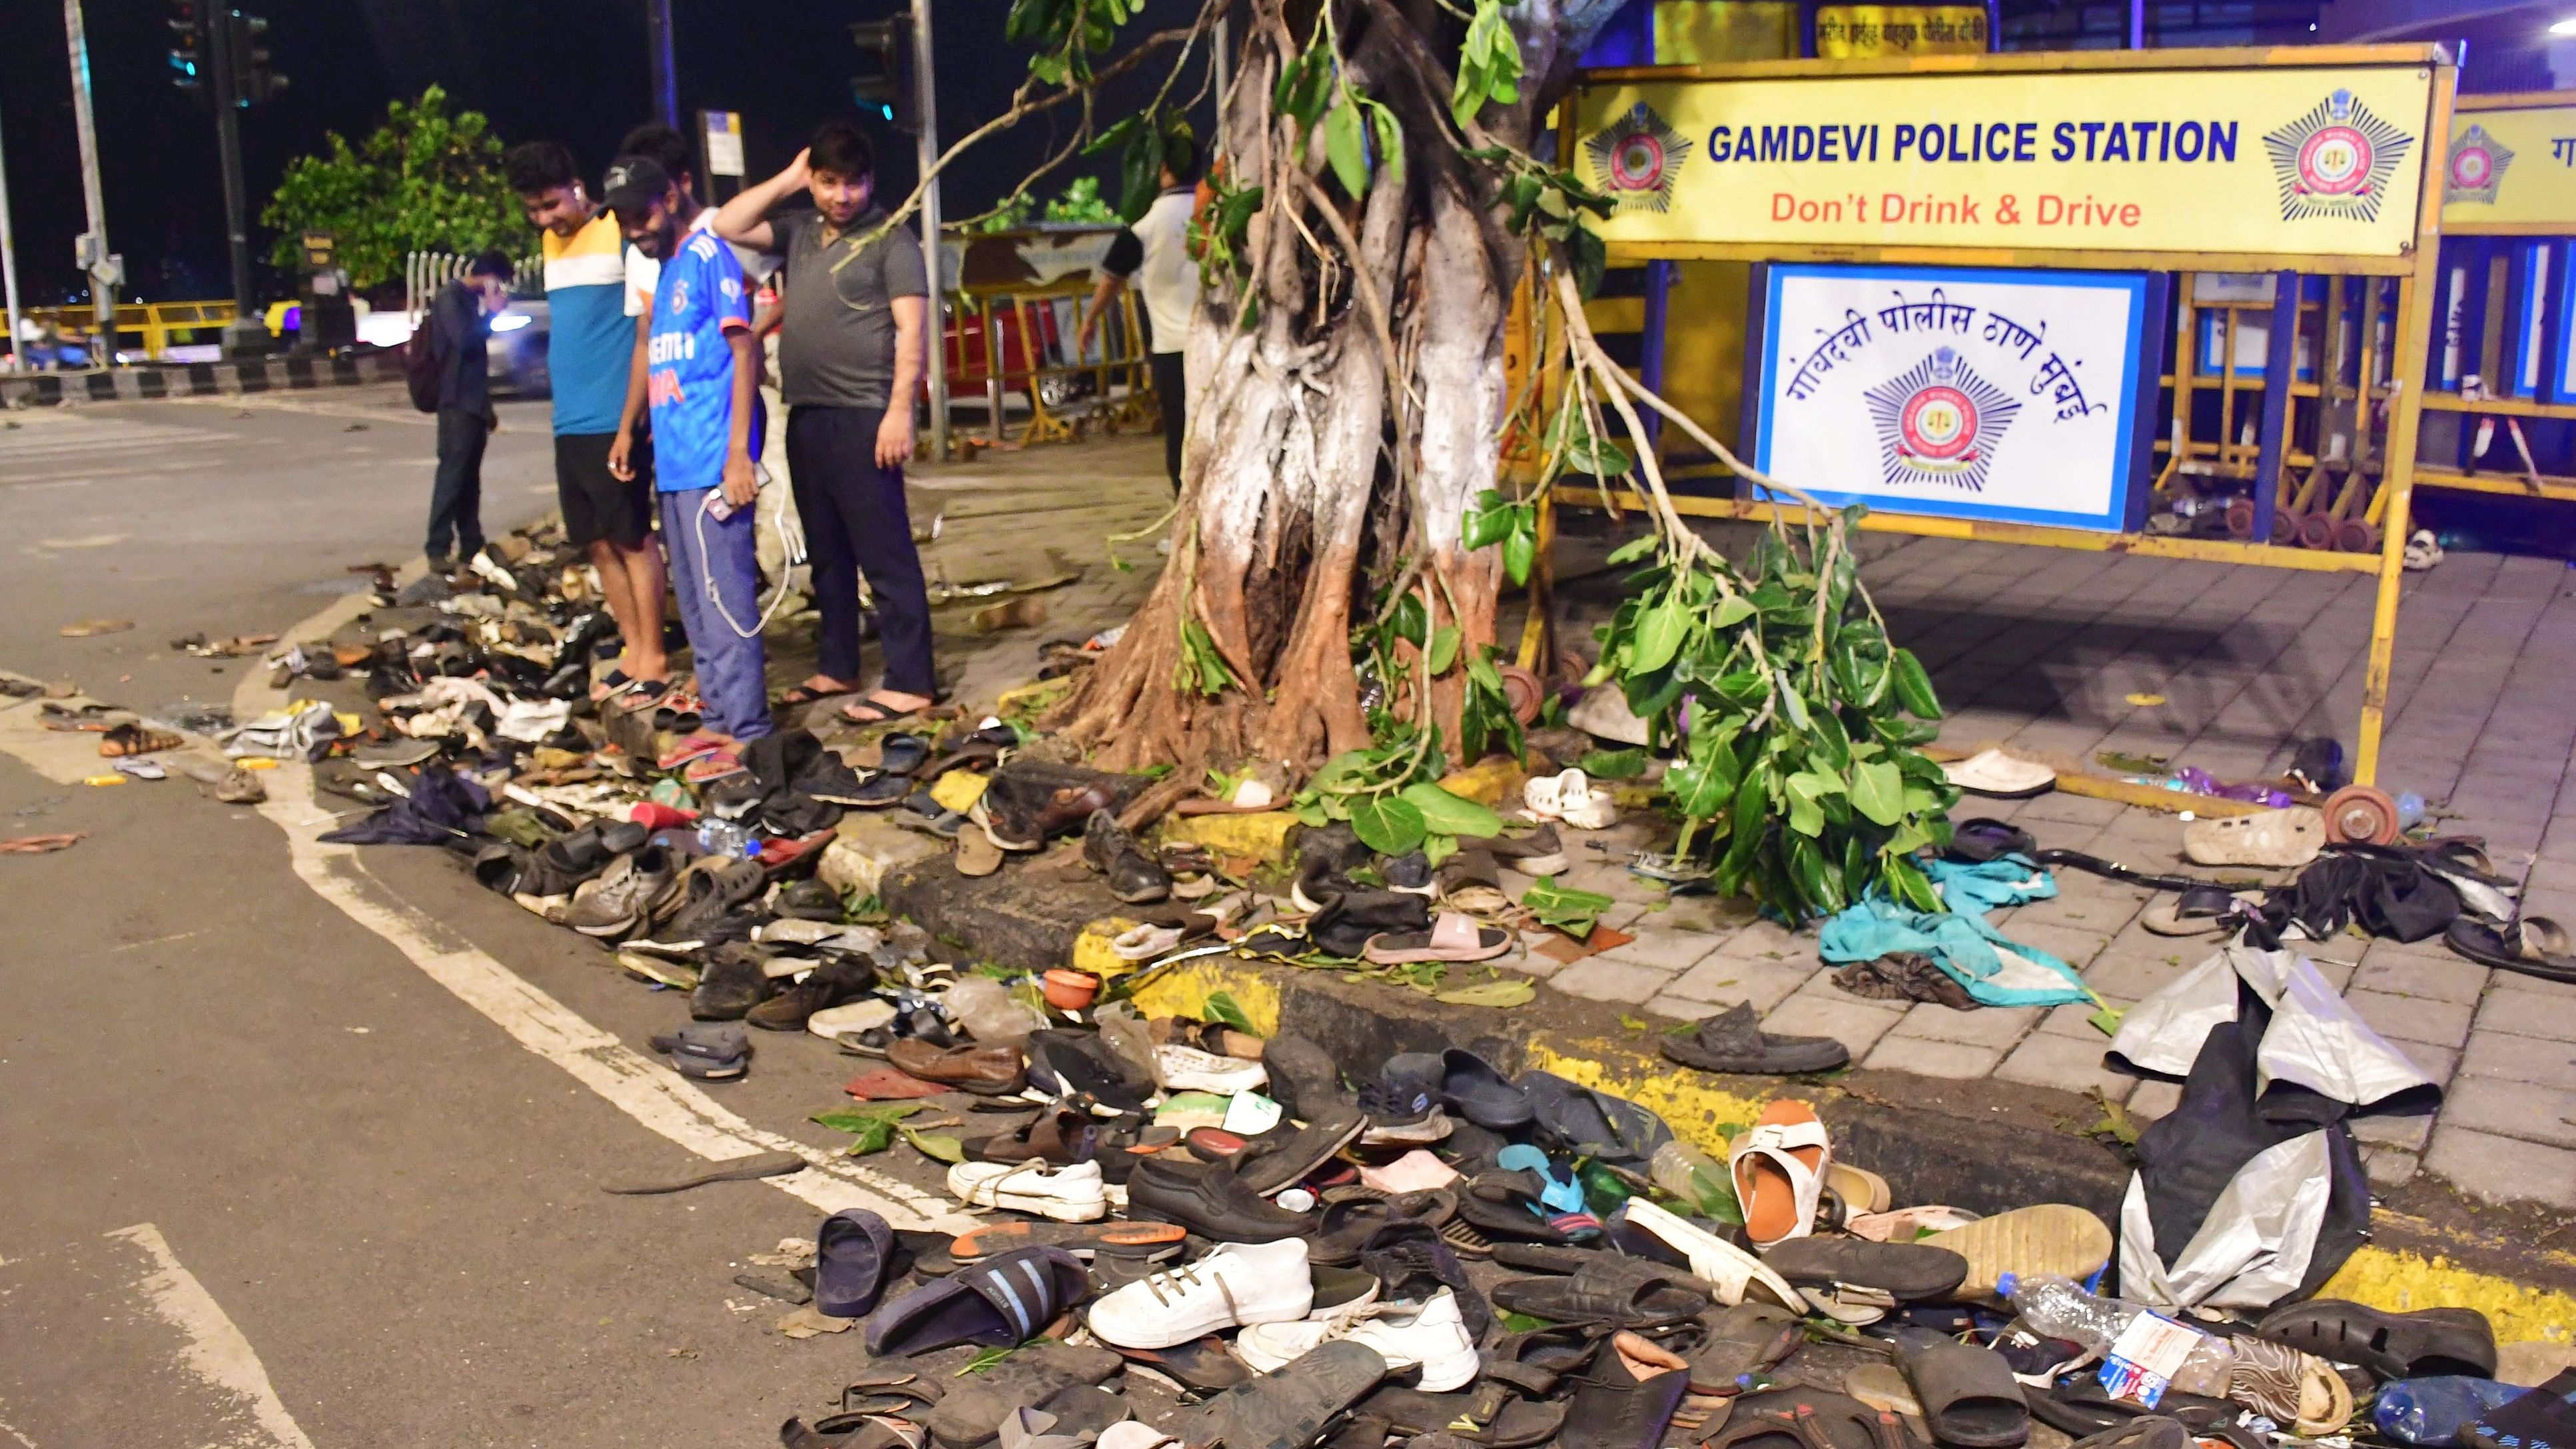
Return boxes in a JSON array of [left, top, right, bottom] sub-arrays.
[[767, 998, 2541, 1449]]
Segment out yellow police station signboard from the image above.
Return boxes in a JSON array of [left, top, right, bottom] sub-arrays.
[[1573, 59, 2438, 259], [2440, 95, 2576, 231]]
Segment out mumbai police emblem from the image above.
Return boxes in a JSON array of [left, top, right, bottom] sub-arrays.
[[2264, 89, 2412, 223], [2445, 124, 2513, 205], [1583, 102, 1693, 214], [1865, 348, 2018, 492]]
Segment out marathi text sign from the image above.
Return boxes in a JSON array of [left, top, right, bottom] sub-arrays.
[[1575, 63, 2436, 257], [1814, 6, 1988, 58], [2442, 101, 2576, 229], [1753, 264, 2152, 531]]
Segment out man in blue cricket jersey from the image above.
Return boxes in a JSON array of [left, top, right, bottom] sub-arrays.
[[604, 155, 770, 783], [504, 141, 669, 704]]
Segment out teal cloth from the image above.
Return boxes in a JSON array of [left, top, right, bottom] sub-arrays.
[[1819, 856, 2090, 1007]]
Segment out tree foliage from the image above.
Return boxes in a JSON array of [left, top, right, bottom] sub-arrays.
[[259, 86, 532, 290]]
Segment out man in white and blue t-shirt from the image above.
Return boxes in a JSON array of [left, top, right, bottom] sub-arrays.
[[606, 155, 769, 783]]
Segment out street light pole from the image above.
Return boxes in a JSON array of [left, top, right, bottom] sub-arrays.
[[912, 0, 947, 460], [0, 99, 24, 372], [63, 0, 117, 346], [646, 0, 678, 130], [207, 9, 257, 340]]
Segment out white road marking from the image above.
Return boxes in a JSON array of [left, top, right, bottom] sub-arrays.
[[107, 1223, 317, 1449]]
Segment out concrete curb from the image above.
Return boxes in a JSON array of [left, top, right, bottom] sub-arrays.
[[1, 351, 404, 408]]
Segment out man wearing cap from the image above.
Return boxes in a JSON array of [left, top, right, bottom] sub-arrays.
[[606, 155, 771, 780]]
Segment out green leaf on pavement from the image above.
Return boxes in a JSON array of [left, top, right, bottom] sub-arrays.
[[1435, 977, 1536, 1008], [1202, 991, 1256, 1035], [1398, 781, 1503, 839], [1349, 794, 1429, 856]]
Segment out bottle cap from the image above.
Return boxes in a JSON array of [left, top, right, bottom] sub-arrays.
[[1996, 1271, 2018, 1298]]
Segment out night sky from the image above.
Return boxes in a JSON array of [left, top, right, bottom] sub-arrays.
[[0, 0, 1217, 304]]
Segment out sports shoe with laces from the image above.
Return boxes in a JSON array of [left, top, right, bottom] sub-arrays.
[[1357, 1053, 1451, 1145], [1232, 1288, 1481, 1390], [1084, 1239, 1314, 1350]]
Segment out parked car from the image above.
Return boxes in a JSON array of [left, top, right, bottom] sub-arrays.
[[487, 298, 550, 397]]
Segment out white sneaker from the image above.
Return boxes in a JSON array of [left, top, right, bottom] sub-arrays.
[[1084, 1239, 1312, 1350], [1233, 1288, 1481, 1390], [1153, 1045, 1268, 1095], [1358, 1104, 1453, 1147], [945, 1159, 1108, 1222]]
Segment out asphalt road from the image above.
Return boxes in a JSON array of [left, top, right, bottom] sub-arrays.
[[0, 385, 956, 1447]]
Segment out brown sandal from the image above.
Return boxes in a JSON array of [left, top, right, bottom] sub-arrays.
[[99, 722, 183, 757]]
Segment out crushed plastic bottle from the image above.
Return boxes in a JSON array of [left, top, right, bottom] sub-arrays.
[[941, 975, 1045, 1045], [1649, 1139, 1741, 1222], [2002, 1274, 2234, 1402], [2374, 1376, 2525, 1445], [695, 819, 758, 857]]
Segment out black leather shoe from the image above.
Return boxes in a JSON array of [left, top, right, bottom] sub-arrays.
[[1126, 1157, 1318, 1243], [1082, 809, 1170, 903]]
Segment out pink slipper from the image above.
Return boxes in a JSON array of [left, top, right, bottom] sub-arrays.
[[1362, 911, 1511, 965]]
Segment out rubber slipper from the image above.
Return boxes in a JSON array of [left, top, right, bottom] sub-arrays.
[[841, 696, 929, 727], [1363, 912, 1511, 964], [0, 832, 86, 854], [1693, 1300, 1805, 1395], [951, 1220, 1186, 1262], [1439, 1048, 1534, 1129], [1762, 1237, 1968, 1302], [1561, 1343, 1693, 1449], [2252, 1298, 2498, 1380], [683, 747, 745, 785], [1519, 1071, 1675, 1169], [1846, 1206, 1979, 1242], [1720, 1389, 1915, 1449], [657, 732, 729, 771], [2445, 916, 2576, 985], [1826, 1163, 1891, 1214], [877, 731, 933, 776], [2142, 885, 2257, 937], [2182, 806, 2324, 867], [816, 1208, 897, 1318], [865, 1245, 1090, 1358], [1892, 1328, 2029, 1448], [1180, 1340, 1389, 1449], [1489, 1260, 1709, 1328], [1946, 819, 2037, 865], [1729, 1099, 1831, 1248], [957, 829, 1005, 877], [1923, 1203, 2112, 1299], [1352, 1384, 1569, 1447], [1617, 1198, 1804, 1312], [1942, 749, 2056, 799], [1845, 1363, 1929, 1440], [599, 1149, 805, 1195], [2066, 1420, 2190, 1449], [99, 722, 183, 757], [777, 682, 862, 709], [649, 1021, 749, 1080]]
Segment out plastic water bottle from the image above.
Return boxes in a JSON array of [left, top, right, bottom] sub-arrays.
[[696, 819, 757, 857], [2003, 1275, 2235, 1399]]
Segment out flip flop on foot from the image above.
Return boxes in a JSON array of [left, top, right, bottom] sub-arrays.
[[777, 678, 863, 709], [841, 694, 929, 727]]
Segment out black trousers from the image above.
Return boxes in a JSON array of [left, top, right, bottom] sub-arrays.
[[1150, 350, 1186, 492], [428, 407, 490, 563], [786, 404, 936, 696]]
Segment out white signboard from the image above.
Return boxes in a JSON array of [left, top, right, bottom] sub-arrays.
[[1751, 264, 2156, 532]]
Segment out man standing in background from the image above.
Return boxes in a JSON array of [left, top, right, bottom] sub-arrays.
[[424, 250, 513, 572], [504, 141, 668, 701], [712, 121, 935, 726], [606, 157, 770, 782], [1076, 133, 1202, 493]]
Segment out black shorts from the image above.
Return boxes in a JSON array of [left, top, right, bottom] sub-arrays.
[[555, 432, 653, 550]]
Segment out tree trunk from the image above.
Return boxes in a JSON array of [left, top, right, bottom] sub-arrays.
[[1055, 0, 1611, 779]]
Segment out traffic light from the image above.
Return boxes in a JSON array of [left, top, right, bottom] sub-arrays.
[[167, 0, 205, 99], [849, 15, 917, 133], [225, 11, 286, 107]]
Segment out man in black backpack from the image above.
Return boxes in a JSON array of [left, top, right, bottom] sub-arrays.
[[424, 250, 514, 572]]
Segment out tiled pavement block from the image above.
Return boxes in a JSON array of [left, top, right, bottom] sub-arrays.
[[1863, 1035, 2007, 1080], [1760, 991, 1907, 1058], [2526, 857, 2576, 896], [1600, 903, 1651, 933], [1494, 942, 1563, 978], [2304, 956, 2357, 991], [2437, 1075, 2576, 1150], [1994, 1033, 2137, 1102], [2126, 1080, 2182, 1121], [2361, 1147, 2421, 1189], [1646, 993, 1725, 1021], [1593, 928, 1725, 973], [1664, 957, 1816, 1013], [2008, 883, 2146, 936], [1709, 917, 1810, 964], [2085, 949, 2194, 1003], [1887, 1002, 2042, 1049], [2476, 987, 2576, 1043], [2389, 1039, 2459, 1086], [1547, 955, 1678, 1006], [2000, 921, 2116, 971], [2039, 1002, 2130, 1039], [2352, 1111, 2435, 1151], [2538, 814, 2576, 865], [2014, 793, 2129, 827], [2457, 1029, 2576, 1090], [2342, 989, 2474, 1049], [2423, 1125, 2576, 1210]]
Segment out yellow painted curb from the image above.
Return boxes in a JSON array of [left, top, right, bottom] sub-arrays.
[[1523, 1037, 1776, 1159], [2319, 1246, 2576, 1346], [1160, 810, 1302, 864], [1131, 960, 1282, 1039]]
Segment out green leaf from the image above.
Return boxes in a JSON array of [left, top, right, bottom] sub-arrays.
[[1324, 97, 1370, 199], [1578, 747, 1649, 780], [1368, 101, 1406, 186], [1631, 594, 1689, 674], [1882, 854, 1942, 913], [1388, 592, 1428, 649], [1423, 832, 1458, 867], [1502, 523, 1536, 586], [1787, 789, 1825, 837], [1462, 493, 1517, 552], [1775, 673, 1810, 730], [1721, 769, 1768, 878], [1084, 115, 1141, 155], [1202, 991, 1256, 1034], [1520, 876, 1615, 934], [1426, 626, 1462, 676], [1349, 795, 1428, 856], [1606, 534, 1659, 566], [1849, 759, 1905, 827], [1889, 647, 1942, 720], [1434, 977, 1536, 1008], [1398, 781, 1504, 839], [1809, 710, 1852, 772], [1711, 594, 1755, 628], [899, 1126, 965, 1164]]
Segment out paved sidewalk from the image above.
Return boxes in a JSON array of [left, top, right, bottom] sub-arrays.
[[857, 437, 2576, 1210]]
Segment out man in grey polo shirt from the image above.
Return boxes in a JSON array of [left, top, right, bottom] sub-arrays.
[[713, 120, 935, 725]]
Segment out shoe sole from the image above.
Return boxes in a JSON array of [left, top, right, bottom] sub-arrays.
[[1925, 1204, 2112, 1297]]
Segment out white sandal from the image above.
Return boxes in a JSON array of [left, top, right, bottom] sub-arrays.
[[2182, 806, 2324, 868], [1618, 1198, 1804, 1312], [1727, 1103, 1833, 1248]]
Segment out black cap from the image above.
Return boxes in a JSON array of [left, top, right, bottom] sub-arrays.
[[601, 155, 672, 221]]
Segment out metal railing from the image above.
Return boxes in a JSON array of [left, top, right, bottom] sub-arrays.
[[17, 300, 238, 362], [941, 287, 1158, 450]]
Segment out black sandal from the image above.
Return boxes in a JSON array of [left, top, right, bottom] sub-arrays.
[[777, 682, 861, 709], [839, 695, 928, 727]]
